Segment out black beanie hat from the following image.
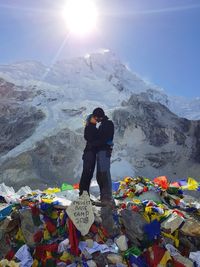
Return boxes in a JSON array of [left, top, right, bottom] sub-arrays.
[[92, 107, 105, 118]]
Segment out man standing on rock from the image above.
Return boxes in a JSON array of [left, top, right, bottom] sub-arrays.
[[79, 108, 117, 236], [90, 107, 115, 205]]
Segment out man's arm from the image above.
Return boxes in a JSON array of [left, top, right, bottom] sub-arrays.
[[90, 121, 114, 147]]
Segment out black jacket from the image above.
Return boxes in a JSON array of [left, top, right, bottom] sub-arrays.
[[90, 116, 114, 151], [84, 123, 98, 152]]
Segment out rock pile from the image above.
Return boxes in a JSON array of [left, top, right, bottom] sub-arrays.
[[0, 176, 200, 266]]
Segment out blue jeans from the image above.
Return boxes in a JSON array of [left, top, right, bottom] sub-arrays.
[[96, 150, 112, 201]]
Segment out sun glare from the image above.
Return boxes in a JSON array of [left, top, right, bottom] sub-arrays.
[[63, 0, 98, 36]]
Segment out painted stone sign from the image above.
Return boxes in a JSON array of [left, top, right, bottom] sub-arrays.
[[66, 191, 94, 236]]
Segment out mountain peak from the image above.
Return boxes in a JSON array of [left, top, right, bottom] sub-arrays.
[[0, 52, 199, 120]]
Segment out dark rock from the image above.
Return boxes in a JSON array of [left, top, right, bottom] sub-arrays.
[[0, 128, 84, 190], [92, 252, 108, 267], [62, 107, 86, 116], [193, 123, 200, 163], [100, 206, 120, 237], [112, 93, 200, 179], [174, 130, 186, 145], [145, 151, 177, 168], [0, 103, 45, 155], [121, 209, 146, 246]]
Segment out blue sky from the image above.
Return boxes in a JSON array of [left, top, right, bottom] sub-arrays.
[[0, 0, 200, 97]]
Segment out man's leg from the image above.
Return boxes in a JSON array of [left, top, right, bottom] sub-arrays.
[[96, 150, 112, 201], [79, 151, 96, 196], [96, 151, 119, 237]]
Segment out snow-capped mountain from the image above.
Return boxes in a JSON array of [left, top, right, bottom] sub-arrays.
[[0, 51, 167, 108], [0, 50, 199, 120], [0, 50, 199, 189], [0, 51, 167, 160], [168, 96, 200, 120]]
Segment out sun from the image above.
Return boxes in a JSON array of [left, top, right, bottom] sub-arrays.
[[63, 0, 98, 36]]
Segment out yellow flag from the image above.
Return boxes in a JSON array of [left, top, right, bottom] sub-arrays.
[[158, 251, 172, 266], [182, 177, 198, 190]]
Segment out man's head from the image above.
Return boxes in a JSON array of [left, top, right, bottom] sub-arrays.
[[92, 107, 105, 122]]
